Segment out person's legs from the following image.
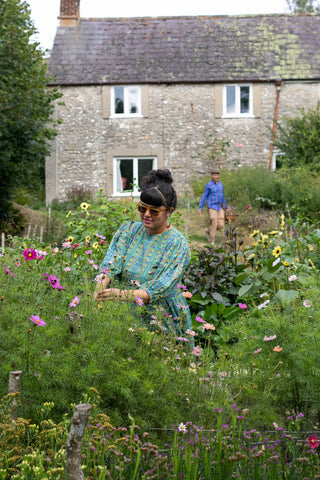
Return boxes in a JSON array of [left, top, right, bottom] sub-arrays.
[[208, 209, 219, 243], [217, 208, 225, 231]]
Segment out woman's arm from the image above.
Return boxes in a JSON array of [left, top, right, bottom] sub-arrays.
[[95, 286, 150, 304]]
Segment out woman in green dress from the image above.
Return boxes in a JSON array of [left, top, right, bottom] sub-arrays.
[[95, 169, 192, 336]]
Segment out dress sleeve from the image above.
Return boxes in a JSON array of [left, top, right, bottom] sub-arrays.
[[140, 234, 191, 302], [99, 222, 138, 279]]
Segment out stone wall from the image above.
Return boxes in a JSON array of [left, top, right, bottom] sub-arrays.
[[46, 81, 320, 204]]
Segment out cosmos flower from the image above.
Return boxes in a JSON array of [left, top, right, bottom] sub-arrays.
[[192, 346, 203, 356], [263, 334, 277, 341], [182, 291, 192, 298], [23, 248, 37, 261], [303, 300, 312, 308], [70, 296, 80, 308], [308, 434, 319, 449], [272, 258, 281, 267], [203, 323, 215, 331], [273, 345, 283, 352], [257, 300, 270, 310], [135, 297, 144, 306], [47, 275, 65, 290], [195, 316, 206, 323], [288, 275, 297, 282], [30, 315, 46, 327], [238, 303, 247, 309]]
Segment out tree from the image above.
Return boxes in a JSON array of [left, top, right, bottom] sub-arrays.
[[0, 0, 61, 225], [274, 101, 320, 169], [286, 0, 320, 12]]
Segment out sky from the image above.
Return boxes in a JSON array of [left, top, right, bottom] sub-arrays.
[[27, 0, 290, 51]]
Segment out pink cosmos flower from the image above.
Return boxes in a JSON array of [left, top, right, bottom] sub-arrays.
[[182, 291, 193, 298], [289, 274, 297, 282], [135, 296, 144, 306], [195, 316, 206, 323], [254, 348, 262, 354], [273, 345, 283, 352], [3, 265, 15, 276], [186, 329, 197, 337], [192, 346, 203, 356], [48, 275, 65, 290], [177, 284, 187, 290], [23, 248, 37, 261], [70, 296, 80, 308], [203, 322, 216, 331], [30, 315, 46, 327], [85, 250, 92, 255], [239, 303, 247, 309], [264, 334, 277, 341]]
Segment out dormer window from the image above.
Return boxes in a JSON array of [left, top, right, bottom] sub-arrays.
[[111, 86, 141, 117]]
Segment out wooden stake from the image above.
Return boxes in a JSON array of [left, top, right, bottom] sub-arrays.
[[1, 232, 4, 251], [65, 403, 91, 480]]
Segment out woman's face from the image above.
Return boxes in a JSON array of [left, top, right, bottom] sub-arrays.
[[138, 201, 172, 234]]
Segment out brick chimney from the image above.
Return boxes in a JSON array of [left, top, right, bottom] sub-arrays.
[[59, 0, 80, 26]]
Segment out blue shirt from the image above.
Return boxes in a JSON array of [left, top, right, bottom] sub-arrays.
[[198, 180, 228, 211]]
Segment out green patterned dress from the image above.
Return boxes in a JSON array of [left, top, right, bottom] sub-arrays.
[[99, 221, 192, 336]]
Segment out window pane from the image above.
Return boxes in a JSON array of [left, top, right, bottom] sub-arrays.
[[114, 87, 124, 114], [138, 159, 154, 188], [226, 86, 236, 114], [127, 87, 139, 114], [240, 86, 250, 113], [119, 159, 133, 191]]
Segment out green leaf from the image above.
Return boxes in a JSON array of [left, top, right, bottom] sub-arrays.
[[275, 289, 299, 305]]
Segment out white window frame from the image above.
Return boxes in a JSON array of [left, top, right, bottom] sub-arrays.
[[113, 157, 157, 196], [223, 84, 253, 118], [110, 86, 142, 118]]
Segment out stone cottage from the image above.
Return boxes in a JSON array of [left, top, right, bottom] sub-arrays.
[[46, 0, 320, 203]]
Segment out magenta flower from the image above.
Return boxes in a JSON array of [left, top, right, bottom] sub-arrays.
[[30, 315, 46, 327], [195, 316, 206, 323], [177, 284, 187, 290], [48, 275, 65, 290], [238, 303, 247, 309], [70, 296, 80, 308], [3, 265, 15, 276], [23, 248, 37, 261], [246, 204, 251, 211], [135, 296, 144, 306]]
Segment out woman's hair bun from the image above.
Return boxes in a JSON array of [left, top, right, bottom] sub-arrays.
[[141, 169, 173, 186]]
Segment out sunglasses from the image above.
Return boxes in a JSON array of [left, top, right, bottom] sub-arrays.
[[137, 201, 167, 217]]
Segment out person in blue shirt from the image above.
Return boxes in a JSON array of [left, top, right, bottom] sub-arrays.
[[197, 168, 231, 244]]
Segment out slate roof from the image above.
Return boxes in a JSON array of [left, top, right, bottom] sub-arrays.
[[47, 14, 320, 85]]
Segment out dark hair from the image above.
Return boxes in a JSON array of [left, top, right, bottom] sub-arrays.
[[140, 169, 177, 209]]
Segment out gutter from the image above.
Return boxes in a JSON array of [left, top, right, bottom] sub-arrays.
[[268, 80, 282, 170]]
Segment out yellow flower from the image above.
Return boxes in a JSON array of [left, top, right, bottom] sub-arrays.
[[74, 253, 78, 258], [247, 253, 255, 260], [81, 202, 89, 211], [66, 236, 74, 243], [260, 234, 269, 243], [68, 222, 73, 227], [250, 229, 259, 238], [86, 235, 90, 242], [66, 211, 72, 218], [309, 259, 316, 268], [269, 230, 278, 235], [280, 214, 285, 227], [283, 261, 290, 267], [93, 242, 99, 250], [273, 245, 281, 257]]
